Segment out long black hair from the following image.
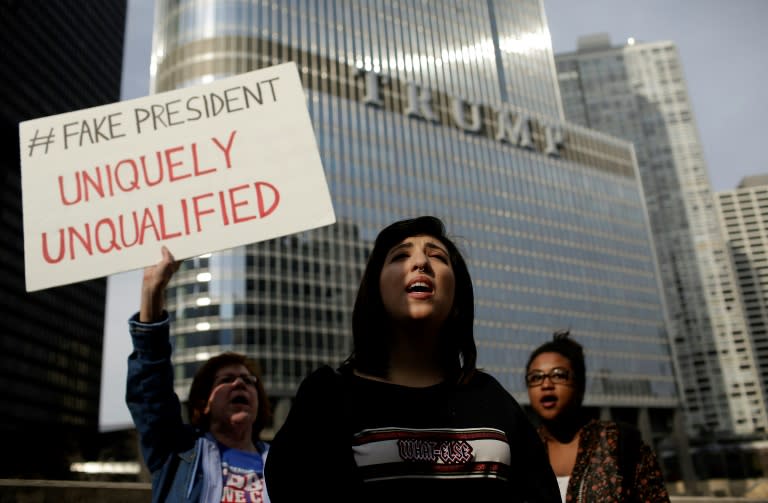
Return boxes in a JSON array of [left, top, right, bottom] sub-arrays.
[[345, 216, 476, 382]]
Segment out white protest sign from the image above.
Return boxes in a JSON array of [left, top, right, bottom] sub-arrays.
[[19, 62, 335, 292]]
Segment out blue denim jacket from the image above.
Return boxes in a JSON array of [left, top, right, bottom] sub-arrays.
[[126, 313, 269, 502]]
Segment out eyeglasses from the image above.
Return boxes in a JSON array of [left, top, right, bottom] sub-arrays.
[[214, 373, 259, 387], [525, 368, 571, 387]]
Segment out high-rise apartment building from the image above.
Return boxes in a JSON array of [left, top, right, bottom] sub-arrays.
[[0, 2, 127, 477], [556, 34, 768, 436], [716, 175, 768, 407], [150, 1, 678, 448]]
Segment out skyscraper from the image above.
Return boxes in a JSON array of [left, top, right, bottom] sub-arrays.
[[716, 175, 768, 409], [0, 1, 127, 477], [150, 0, 678, 450], [556, 34, 768, 436]]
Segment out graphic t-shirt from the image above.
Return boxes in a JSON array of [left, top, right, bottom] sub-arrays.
[[266, 366, 561, 502], [220, 445, 267, 503]]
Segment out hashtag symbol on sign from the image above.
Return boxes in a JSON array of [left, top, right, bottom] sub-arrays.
[[27, 128, 56, 157]]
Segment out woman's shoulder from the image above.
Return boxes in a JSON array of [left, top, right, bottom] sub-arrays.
[[465, 368, 496, 384], [277, 366, 349, 430], [296, 365, 345, 392], [307, 364, 343, 380], [589, 418, 614, 428], [585, 419, 641, 440], [581, 419, 643, 453], [465, 369, 510, 394], [581, 418, 620, 438], [464, 370, 527, 412]]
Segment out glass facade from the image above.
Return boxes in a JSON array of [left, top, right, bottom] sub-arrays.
[[556, 36, 768, 436], [1, 1, 126, 477], [150, 1, 677, 420]]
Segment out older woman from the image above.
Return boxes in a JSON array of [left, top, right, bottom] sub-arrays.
[[127, 246, 272, 502]]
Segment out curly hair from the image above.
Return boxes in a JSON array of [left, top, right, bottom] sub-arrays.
[[526, 329, 586, 404], [187, 352, 272, 442]]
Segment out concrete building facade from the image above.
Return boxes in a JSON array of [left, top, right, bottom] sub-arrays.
[[556, 34, 768, 436], [716, 175, 768, 408]]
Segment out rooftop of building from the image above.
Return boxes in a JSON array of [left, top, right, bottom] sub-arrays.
[[738, 174, 768, 188]]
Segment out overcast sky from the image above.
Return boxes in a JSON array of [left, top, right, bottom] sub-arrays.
[[544, 0, 767, 190], [101, 0, 768, 429]]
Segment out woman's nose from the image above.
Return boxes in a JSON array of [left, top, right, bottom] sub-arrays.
[[413, 259, 430, 273], [411, 253, 431, 273]]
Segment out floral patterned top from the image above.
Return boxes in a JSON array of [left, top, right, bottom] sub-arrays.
[[538, 419, 670, 503]]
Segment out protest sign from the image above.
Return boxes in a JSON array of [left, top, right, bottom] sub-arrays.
[[19, 62, 336, 291]]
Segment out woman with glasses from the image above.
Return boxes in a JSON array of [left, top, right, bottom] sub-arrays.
[[126, 246, 272, 503], [526, 330, 669, 502]]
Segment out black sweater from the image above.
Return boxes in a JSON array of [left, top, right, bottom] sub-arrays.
[[266, 366, 560, 502]]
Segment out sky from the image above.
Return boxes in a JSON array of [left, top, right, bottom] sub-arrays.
[[100, 0, 768, 430], [543, 0, 767, 190]]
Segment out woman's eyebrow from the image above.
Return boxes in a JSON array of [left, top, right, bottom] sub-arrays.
[[386, 242, 413, 258], [386, 240, 447, 259], [425, 242, 448, 254]]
